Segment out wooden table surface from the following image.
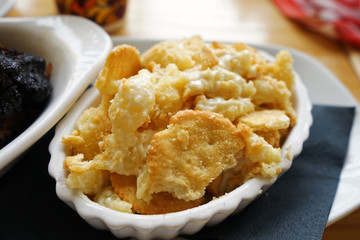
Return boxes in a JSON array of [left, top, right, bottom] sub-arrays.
[[5, 0, 360, 239]]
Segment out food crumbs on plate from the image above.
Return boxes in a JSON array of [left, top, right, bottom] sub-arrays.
[[61, 36, 296, 214]]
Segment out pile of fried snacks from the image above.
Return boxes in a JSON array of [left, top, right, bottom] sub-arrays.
[[62, 36, 296, 214]]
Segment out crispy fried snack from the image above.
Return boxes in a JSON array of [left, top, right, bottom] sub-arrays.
[[110, 173, 205, 214], [87, 70, 156, 176], [239, 110, 290, 147], [62, 105, 111, 161], [137, 110, 244, 202], [239, 110, 290, 131], [207, 123, 282, 197], [141, 35, 218, 71], [62, 37, 297, 214], [62, 45, 142, 161], [252, 76, 296, 126], [95, 45, 142, 99]]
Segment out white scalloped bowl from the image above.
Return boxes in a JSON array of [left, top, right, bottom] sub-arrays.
[[0, 16, 112, 175], [48, 47, 312, 240]]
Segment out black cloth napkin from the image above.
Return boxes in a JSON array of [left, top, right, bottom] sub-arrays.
[[0, 105, 355, 240]]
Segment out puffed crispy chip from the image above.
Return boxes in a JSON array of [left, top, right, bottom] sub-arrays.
[[95, 44, 142, 98], [237, 123, 281, 167], [148, 64, 189, 130], [141, 36, 218, 70], [195, 95, 254, 122], [239, 110, 290, 131], [137, 110, 245, 202], [263, 50, 294, 90], [65, 168, 109, 195], [62, 104, 111, 161], [252, 76, 296, 126]]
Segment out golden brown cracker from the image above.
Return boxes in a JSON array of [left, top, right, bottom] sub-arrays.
[[110, 173, 204, 214], [62, 104, 111, 160], [137, 110, 245, 201], [95, 44, 142, 97], [239, 110, 290, 132]]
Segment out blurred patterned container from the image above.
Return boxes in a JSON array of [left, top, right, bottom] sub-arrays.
[[272, 0, 360, 47], [56, 0, 127, 32]]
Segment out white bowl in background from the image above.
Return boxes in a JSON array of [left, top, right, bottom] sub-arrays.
[[0, 16, 113, 175], [48, 43, 312, 240]]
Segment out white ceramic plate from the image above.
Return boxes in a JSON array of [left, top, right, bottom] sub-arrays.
[[111, 37, 360, 225], [0, 16, 112, 175], [0, 0, 15, 17]]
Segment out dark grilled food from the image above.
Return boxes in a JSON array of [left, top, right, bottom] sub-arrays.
[[0, 46, 52, 148]]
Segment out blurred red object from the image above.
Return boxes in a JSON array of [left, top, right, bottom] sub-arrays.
[[272, 0, 360, 47]]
